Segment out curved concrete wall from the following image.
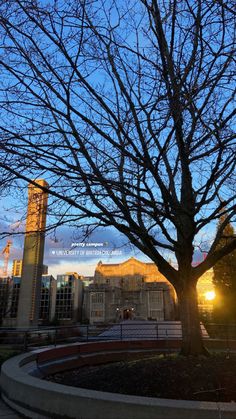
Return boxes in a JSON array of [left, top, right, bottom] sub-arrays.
[[1, 341, 236, 419]]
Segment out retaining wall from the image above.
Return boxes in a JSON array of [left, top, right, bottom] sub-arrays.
[[1, 340, 236, 419]]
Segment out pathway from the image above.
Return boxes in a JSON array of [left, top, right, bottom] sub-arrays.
[[98, 320, 209, 340], [0, 397, 22, 418]]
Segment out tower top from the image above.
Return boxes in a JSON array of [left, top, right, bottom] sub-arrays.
[[26, 179, 49, 233], [28, 179, 49, 190]]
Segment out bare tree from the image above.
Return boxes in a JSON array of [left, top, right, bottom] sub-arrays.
[[0, 0, 235, 355]]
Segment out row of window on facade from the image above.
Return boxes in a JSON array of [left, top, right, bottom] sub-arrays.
[[0, 274, 173, 325], [86, 289, 165, 319], [0, 274, 82, 325]]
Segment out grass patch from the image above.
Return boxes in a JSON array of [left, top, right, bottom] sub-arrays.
[[46, 352, 236, 402]]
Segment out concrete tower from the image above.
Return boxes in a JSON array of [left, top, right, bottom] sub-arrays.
[[17, 179, 49, 328]]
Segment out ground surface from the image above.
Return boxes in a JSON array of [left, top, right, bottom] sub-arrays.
[[0, 349, 24, 418], [46, 353, 236, 402], [0, 398, 22, 419]]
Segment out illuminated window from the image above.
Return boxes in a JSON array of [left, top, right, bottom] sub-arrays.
[[91, 310, 104, 318]]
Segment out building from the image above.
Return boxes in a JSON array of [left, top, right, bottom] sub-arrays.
[[8, 276, 21, 320], [2, 271, 83, 326], [53, 273, 83, 323], [42, 265, 48, 275], [0, 277, 11, 324], [81, 276, 94, 287], [12, 260, 22, 277], [83, 257, 177, 324], [2, 275, 56, 326], [17, 179, 49, 327], [12, 259, 48, 277], [0, 260, 215, 326], [197, 269, 215, 320], [39, 275, 55, 323]]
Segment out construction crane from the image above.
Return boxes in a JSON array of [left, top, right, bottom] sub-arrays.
[[2, 240, 12, 276]]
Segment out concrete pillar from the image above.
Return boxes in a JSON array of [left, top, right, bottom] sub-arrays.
[[17, 180, 49, 328]]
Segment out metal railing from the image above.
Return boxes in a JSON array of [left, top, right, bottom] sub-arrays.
[[0, 325, 81, 351], [0, 322, 236, 352]]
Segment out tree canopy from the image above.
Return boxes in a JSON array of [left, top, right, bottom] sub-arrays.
[[0, 0, 235, 354], [213, 218, 236, 323]]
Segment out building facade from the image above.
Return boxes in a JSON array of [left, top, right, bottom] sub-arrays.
[[39, 275, 55, 323], [8, 276, 21, 320], [0, 257, 215, 327], [2, 275, 55, 326], [12, 260, 48, 277], [2, 273, 84, 326], [197, 269, 215, 320], [53, 273, 83, 323], [0, 277, 10, 323], [83, 258, 177, 324], [12, 260, 23, 277]]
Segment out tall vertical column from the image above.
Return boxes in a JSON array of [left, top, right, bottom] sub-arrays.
[[17, 179, 49, 328]]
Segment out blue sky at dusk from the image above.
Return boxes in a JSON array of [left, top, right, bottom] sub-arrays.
[[0, 0, 233, 279], [0, 181, 217, 278], [0, 185, 150, 276]]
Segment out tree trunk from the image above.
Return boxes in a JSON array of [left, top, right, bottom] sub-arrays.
[[177, 280, 209, 356]]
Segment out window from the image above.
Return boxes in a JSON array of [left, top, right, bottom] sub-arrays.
[[55, 276, 74, 320], [148, 291, 164, 320], [90, 292, 105, 321], [149, 291, 163, 307], [91, 292, 104, 304], [91, 310, 104, 318]]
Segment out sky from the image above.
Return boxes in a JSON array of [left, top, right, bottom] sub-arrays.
[[0, 228, 143, 278], [0, 0, 224, 279], [0, 188, 149, 277], [0, 0, 233, 281], [0, 209, 212, 279], [0, 180, 216, 278], [0, 205, 215, 297], [0, 178, 164, 277]]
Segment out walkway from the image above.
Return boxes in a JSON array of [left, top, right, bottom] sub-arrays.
[[0, 397, 22, 418], [98, 320, 209, 340]]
